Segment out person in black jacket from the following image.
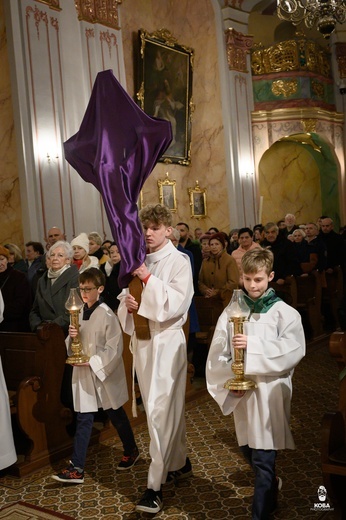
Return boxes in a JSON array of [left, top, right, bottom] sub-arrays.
[[0, 245, 31, 332], [261, 222, 300, 283], [100, 242, 122, 312]]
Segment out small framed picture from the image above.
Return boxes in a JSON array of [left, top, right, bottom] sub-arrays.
[[158, 173, 177, 212], [188, 181, 207, 219]]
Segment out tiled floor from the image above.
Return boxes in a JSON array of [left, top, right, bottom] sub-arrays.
[[0, 336, 342, 519]]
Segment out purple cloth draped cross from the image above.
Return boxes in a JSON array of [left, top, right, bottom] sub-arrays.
[[64, 70, 172, 288]]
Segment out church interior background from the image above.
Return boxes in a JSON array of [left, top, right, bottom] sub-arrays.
[[1, 0, 346, 247]]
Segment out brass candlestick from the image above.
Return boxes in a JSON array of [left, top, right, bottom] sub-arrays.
[[65, 288, 89, 365], [224, 289, 257, 392]]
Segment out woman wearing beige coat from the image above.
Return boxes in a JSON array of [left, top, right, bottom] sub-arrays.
[[198, 233, 239, 308]]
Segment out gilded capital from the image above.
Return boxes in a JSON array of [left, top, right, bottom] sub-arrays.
[[74, 0, 122, 30], [35, 0, 61, 10], [225, 28, 253, 72]]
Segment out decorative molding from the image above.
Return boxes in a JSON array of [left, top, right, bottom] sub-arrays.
[[301, 119, 317, 133], [225, 28, 253, 72], [272, 79, 298, 98], [251, 35, 331, 77], [35, 0, 61, 11], [100, 31, 117, 58], [74, 0, 122, 30], [335, 42, 346, 79], [26, 5, 48, 39]]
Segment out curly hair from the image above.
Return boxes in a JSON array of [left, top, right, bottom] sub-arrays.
[[139, 204, 172, 227]]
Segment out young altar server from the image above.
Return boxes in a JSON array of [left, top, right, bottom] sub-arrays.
[[206, 248, 306, 519], [118, 204, 194, 513], [52, 268, 138, 484]]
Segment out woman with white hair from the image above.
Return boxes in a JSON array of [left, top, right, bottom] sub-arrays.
[[29, 241, 79, 335]]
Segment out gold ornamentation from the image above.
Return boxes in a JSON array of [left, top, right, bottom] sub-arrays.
[[311, 80, 324, 99], [74, 0, 122, 30], [251, 36, 330, 77], [225, 28, 253, 72], [301, 119, 317, 133], [272, 79, 298, 98], [35, 0, 61, 10], [26, 5, 49, 39], [188, 181, 207, 219], [100, 31, 117, 57], [158, 173, 177, 212]]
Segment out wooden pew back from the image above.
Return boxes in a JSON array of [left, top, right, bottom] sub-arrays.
[[321, 332, 346, 515]]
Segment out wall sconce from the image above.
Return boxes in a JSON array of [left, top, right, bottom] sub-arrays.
[[46, 153, 59, 164]]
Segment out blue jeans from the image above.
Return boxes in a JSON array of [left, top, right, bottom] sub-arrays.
[[71, 406, 137, 470], [240, 445, 277, 520]]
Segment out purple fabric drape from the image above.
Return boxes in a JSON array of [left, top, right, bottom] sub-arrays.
[[64, 70, 172, 288]]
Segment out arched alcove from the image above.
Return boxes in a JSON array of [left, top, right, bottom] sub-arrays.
[[258, 133, 341, 227]]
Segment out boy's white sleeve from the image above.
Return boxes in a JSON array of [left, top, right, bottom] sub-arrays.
[[117, 288, 135, 335], [88, 310, 123, 382], [244, 304, 306, 376]]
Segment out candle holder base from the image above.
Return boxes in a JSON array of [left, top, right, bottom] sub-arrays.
[[224, 377, 257, 391], [66, 354, 89, 365]]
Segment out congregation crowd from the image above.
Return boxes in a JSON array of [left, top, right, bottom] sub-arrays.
[[0, 213, 344, 337], [0, 208, 345, 518]]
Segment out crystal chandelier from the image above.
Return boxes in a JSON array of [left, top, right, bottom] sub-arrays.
[[277, 0, 346, 38]]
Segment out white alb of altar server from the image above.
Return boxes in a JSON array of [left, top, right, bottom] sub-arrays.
[[118, 240, 193, 490], [206, 301, 306, 450], [66, 303, 128, 413]]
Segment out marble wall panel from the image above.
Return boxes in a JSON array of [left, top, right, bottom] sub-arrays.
[[120, 0, 229, 233], [0, 0, 24, 249]]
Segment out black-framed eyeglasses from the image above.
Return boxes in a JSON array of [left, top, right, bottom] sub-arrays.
[[79, 287, 97, 293]]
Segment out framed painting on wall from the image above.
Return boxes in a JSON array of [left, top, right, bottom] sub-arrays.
[[137, 28, 194, 166], [188, 181, 207, 219], [158, 173, 177, 212]]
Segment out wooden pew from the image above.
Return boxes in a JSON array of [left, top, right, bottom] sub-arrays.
[[1, 324, 74, 476], [321, 332, 346, 515], [322, 266, 344, 330], [0, 324, 121, 477], [295, 271, 324, 339], [194, 295, 224, 350], [269, 275, 297, 308]]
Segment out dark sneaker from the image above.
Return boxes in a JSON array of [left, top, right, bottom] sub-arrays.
[[117, 447, 140, 471], [166, 457, 193, 484], [135, 488, 163, 513], [51, 462, 84, 484]]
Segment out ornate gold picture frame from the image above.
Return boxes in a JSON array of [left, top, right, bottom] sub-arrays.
[[158, 173, 177, 212], [137, 28, 194, 166], [188, 181, 207, 219], [137, 191, 143, 210]]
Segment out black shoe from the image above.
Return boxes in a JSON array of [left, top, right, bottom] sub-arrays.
[[135, 488, 163, 513], [51, 462, 84, 484], [117, 447, 140, 471], [166, 457, 193, 484]]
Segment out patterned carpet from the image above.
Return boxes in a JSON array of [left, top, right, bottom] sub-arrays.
[[0, 336, 342, 519]]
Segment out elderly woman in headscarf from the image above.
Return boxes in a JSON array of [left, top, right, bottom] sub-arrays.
[[198, 232, 239, 308], [29, 241, 79, 336]]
